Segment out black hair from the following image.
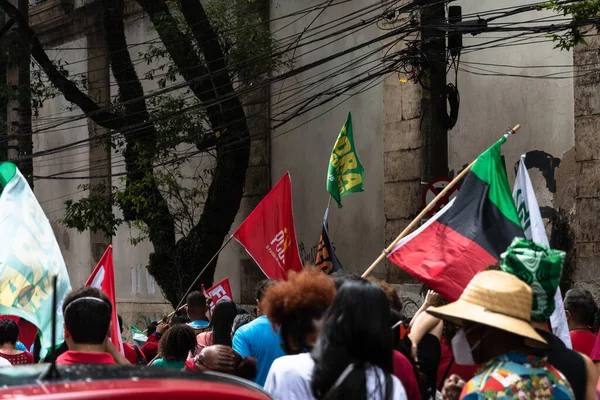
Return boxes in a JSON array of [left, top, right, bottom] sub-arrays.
[[311, 279, 394, 400], [565, 288, 598, 328], [158, 324, 197, 361], [62, 287, 112, 345], [390, 310, 428, 399], [333, 272, 361, 290], [0, 319, 19, 345], [187, 291, 207, 313], [147, 321, 158, 336], [117, 314, 124, 334], [170, 315, 190, 325], [254, 279, 274, 302], [232, 314, 255, 336], [211, 300, 238, 347]]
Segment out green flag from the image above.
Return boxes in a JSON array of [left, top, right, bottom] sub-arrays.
[[327, 112, 364, 207], [131, 325, 148, 347], [0, 162, 72, 359]]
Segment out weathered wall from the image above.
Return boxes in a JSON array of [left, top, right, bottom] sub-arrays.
[[573, 33, 600, 296], [31, 1, 270, 331], [270, 0, 388, 279], [448, 0, 577, 278]]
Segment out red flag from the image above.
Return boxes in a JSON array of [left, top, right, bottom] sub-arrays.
[[205, 278, 233, 312], [233, 173, 303, 280], [85, 245, 123, 354]]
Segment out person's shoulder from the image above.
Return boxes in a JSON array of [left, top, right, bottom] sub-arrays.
[[390, 374, 408, 399], [236, 316, 263, 335], [152, 358, 165, 367], [272, 353, 313, 373]]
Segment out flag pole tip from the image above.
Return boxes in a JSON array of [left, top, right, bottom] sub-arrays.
[[511, 124, 520, 134]]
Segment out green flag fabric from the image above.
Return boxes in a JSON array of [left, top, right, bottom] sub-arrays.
[[0, 162, 72, 359], [500, 238, 565, 322], [327, 112, 364, 207], [131, 325, 148, 347]]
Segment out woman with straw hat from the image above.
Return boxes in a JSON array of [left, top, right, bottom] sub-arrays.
[[428, 270, 574, 400], [499, 238, 598, 400]]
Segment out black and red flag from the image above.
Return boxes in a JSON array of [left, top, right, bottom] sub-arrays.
[[315, 208, 344, 274]]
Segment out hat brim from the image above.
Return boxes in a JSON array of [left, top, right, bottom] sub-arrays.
[[427, 300, 547, 347]]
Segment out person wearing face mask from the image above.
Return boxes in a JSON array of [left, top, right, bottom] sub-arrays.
[[499, 239, 598, 400], [428, 270, 574, 399]]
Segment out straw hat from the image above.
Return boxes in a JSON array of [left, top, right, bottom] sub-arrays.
[[427, 270, 547, 346]]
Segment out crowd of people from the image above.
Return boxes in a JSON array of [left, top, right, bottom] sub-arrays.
[[2, 238, 600, 399]]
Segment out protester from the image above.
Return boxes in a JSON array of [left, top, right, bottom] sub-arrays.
[[118, 315, 146, 365], [232, 279, 284, 386], [152, 324, 197, 369], [0, 319, 33, 365], [387, 305, 422, 399], [265, 278, 407, 399], [186, 344, 257, 380], [499, 239, 598, 400], [197, 299, 238, 352], [263, 269, 336, 354], [429, 270, 574, 399], [186, 291, 210, 334], [141, 320, 163, 361], [231, 314, 255, 338], [57, 287, 129, 365], [564, 289, 597, 357], [368, 277, 403, 314]]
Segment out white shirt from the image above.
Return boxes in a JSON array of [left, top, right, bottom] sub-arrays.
[[0, 357, 11, 367], [264, 353, 407, 400]]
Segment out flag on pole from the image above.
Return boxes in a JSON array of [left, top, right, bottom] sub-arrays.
[[514, 155, 572, 348], [387, 137, 523, 301], [327, 112, 364, 207], [86, 245, 123, 354], [205, 278, 233, 312], [131, 325, 148, 347], [0, 162, 71, 359], [315, 208, 344, 274], [233, 173, 303, 280]]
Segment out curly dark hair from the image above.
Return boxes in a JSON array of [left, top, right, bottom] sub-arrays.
[[263, 270, 336, 354], [158, 324, 197, 361], [368, 277, 403, 313]]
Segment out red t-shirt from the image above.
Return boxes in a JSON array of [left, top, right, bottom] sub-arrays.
[[141, 333, 160, 361], [393, 350, 421, 400], [573, 330, 597, 358], [123, 343, 146, 365], [0, 351, 33, 365], [56, 351, 116, 365], [437, 339, 478, 388]]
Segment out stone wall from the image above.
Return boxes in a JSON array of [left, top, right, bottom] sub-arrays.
[[573, 34, 600, 295]]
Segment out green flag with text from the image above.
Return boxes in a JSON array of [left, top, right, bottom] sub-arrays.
[[0, 162, 72, 359], [326, 112, 364, 207]]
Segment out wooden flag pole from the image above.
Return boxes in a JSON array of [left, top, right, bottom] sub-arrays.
[[361, 124, 521, 278]]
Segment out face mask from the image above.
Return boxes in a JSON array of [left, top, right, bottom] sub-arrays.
[[451, 326, 484, 365]]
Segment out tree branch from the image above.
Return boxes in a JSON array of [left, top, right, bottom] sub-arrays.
[[0, 0, 124, 130]]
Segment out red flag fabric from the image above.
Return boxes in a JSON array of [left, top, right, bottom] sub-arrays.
[[233, 173, 303, 280], [205, 278, 233, 312], [85, 245, 123, 354]]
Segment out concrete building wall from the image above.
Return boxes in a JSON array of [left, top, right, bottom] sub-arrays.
[[270, 0, 389, 280], [573, 34, 600, 295], [449, 1, 575, 213]]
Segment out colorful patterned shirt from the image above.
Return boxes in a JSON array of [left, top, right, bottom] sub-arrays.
[[460, 352, 574, 399]]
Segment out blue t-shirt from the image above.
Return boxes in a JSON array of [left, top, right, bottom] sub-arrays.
[[232, 315, 285, 386]]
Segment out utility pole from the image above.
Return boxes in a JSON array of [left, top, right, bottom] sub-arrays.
[[0, 12, 7, 163], [420, 0, 448, 181], [7, 0, 32, 187]]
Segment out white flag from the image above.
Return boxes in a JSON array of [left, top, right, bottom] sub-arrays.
[[513, 156, 572, 348]]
